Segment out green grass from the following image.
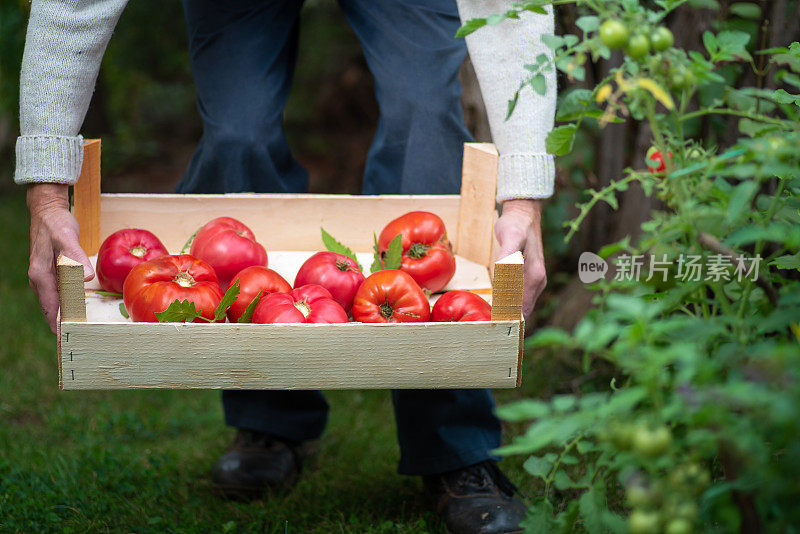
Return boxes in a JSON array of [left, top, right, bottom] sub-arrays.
[[0, 190, 572, 533]]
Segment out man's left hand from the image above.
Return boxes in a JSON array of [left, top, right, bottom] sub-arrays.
[[494, 199, 546, 320]]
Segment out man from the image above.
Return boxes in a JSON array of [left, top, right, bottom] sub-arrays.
[[18, 0, 555, 532]]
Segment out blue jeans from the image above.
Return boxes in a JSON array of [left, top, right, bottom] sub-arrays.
[[179, 0, 501, 475]]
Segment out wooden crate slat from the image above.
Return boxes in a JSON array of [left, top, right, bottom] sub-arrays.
[[73, 139, 101, 256], [59, 321, 522, 390], [97, 194, 462, 254], [456, 143, 498, 267]]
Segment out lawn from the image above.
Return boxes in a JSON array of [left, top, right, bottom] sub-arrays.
[[0, 189, 562, 533]]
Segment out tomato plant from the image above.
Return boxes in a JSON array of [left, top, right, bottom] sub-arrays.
[[122, 254, 223, 322], [430, 290, 491, 322], [377, 211, 455, 292], [227, 265, 292, 323], [252, 284, 348, 324], [96, 228, 169, 293], [189, 217, 268, 290], [294, 251, 365, 313], [352, 270, 430, 323], [461, 0, 800, 531]]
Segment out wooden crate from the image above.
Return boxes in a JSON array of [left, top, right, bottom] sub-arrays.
[[56, 140, 524, 390]]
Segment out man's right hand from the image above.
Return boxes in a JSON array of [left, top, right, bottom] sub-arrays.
[[27, 183, 94, 333]]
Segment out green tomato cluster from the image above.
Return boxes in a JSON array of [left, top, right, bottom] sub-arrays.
[[598, 19, 673, 59]]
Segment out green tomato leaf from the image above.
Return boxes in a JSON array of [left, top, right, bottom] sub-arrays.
[[730, 2, 761, 20], [181, 226, 201, 254], [371, 233, 384, 273], [119, 302, 130, 319], [546, 124, 577, 156], [238, 291, 264, 323], [455, 18, 486, 38], [321, 227, 362, 271], [95, 290, 123, 298], [771, 253, 800, 270], [155, 299, 204, 323], [214, 280, 241, 322], [383, 234, 403, 270]]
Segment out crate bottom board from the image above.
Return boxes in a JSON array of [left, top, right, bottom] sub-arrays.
[[58, 320, 523, 390]]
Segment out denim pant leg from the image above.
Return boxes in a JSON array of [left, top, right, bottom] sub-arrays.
[[179, 0, 308, 194], [181, 0, 328, 442], [339, 0, 503, 475]]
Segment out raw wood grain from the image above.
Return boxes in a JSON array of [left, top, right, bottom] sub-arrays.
[[456, 143, 498, 267], [59, 321, 522, 390], [491, 251, 524, 322], [74, 139, 101, 256], [96, 194, 462, 254], [57, 255, 86, 322]]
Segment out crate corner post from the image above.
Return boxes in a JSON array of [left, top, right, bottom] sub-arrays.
[[491, 251, 525, 386], [74, 138, 102, 256], [457, 143, 498, 269]]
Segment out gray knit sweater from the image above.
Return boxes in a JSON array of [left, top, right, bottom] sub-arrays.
[[15, 0, 556, 201]]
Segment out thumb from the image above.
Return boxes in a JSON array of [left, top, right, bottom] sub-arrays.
[[61, 244, 95, 282], [494, 225, 526, 262]]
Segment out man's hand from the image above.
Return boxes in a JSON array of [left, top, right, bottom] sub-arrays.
[[494, 199, 546, 319], [27, 183, 94, 333]]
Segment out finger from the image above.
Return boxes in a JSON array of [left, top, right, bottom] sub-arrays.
[[54, 229, 95, 282], [494, 225, 527, 261], [29, 249, 59, 334]]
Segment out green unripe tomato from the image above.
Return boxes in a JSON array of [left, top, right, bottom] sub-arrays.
[[632, 425, 672, 457], [629, 510, 661, 534], [626, 34, 651, 59], [626, 484, 655, 508], [665, 518, 692, 534], [669, 67, 695, 91], [651, 27, 674, 51], [599, 19, 630, 49], [675, 502, 698, 521], [609, 422, 635, 450]]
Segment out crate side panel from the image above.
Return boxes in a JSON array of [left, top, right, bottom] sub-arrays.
[[98, 194, 461, 253], [59, 322, 521, 390]]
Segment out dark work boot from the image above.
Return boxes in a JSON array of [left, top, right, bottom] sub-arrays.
[[423, 460, 526, 534], [211, 429, 307, 501]]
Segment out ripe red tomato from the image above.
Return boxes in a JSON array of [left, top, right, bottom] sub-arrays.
[[646, 147, 673, 173], [122, 254, 224, 322], [96, 229, 169, 293], [252, 284, 348, 324], [294, 252, 365, 313], [352, 270, 431, 323], [227, 266, 292, 322], [378, 211, 456, 292], [189, 217, 268, 290], [431, 290, 492, 322]]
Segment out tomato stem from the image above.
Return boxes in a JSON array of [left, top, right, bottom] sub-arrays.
[[336, 259, 352, 272], [379, 300, 394, 319], [294, 300, 312, 318], [173, 272, 196, 288], [406, 243, 429, 259], [129, 245, 147, 258]]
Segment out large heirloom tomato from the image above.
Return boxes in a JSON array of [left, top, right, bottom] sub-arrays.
[[189, 217, 268, 290], [227, 266, 292, 322], [431, 290, 492, 322], [122, 255, 224, 323], [352, 270, 430, 323], [294, 252, 365, 313], [378, 211, 456, 293], [252, 284, 348, 324], [96, 229, 169, 293]]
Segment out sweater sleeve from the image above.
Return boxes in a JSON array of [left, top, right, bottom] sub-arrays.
[[14, 0, 129, 185], [456, 0, 557, 202]]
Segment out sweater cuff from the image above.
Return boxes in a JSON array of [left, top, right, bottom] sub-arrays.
[[14, 135, 84, 185], [496, 153, 555, 202]]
